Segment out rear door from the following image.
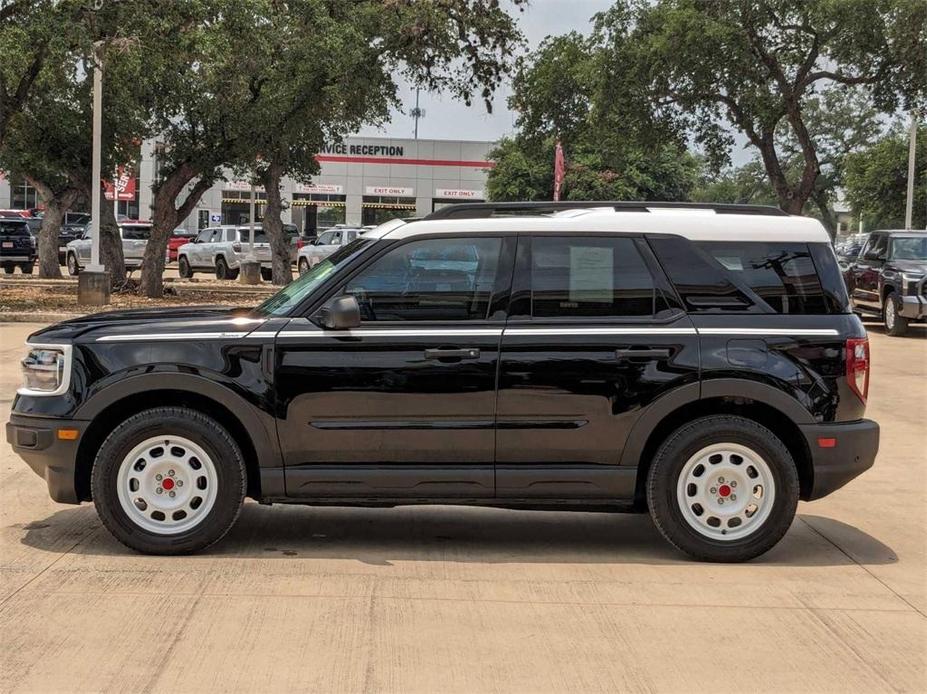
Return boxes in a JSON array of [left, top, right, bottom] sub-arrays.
[[495, 234, 699, 500]]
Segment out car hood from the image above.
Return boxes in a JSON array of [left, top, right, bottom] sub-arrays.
[[887, 259, 927, 274], [28, 305, 265, 342]]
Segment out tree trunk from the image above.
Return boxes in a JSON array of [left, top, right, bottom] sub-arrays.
[[260, 161, 292, 286], [99, 184, 126, 285], [37, 191, 78, 278], [140, 161, 211, 297], [24, 175, 78, 278], [813, 188, 838, 240]]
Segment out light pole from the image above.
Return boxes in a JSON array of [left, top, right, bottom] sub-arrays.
[[77, 41, 111, 306], [904, 113, 917, 230]]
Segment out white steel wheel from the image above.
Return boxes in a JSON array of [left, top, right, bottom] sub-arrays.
[[675, 442, 776, 541], [116, 435, 219, 535]]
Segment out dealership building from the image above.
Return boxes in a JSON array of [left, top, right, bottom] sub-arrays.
[[1, 136, 495, 232]]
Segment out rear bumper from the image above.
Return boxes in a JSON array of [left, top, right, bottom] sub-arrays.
[[6, 415, 85, 504], [899, 294, 927, 319], [0, 255, 35, 263], [800, 419, 879, 500]]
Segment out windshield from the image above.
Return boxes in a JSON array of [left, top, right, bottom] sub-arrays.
[[891, 237, 927, 260], [254, 238, 376, 316]]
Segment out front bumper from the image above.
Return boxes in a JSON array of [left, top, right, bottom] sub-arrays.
[[898, 294, 927, 320], [800, 419, 879, 500], [6, 414, 86, 504]]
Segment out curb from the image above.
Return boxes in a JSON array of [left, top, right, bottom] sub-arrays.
[[0, 312, 86, 323]]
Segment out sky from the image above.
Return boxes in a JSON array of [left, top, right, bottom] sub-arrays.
[[358, 0, 612, 143]]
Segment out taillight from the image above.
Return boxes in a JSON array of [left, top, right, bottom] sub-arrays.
[[846, 337, 870, 404], [232, 242, 241, 253]]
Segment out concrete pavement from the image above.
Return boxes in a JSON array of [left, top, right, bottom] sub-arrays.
[[1, 321, 925, 693]]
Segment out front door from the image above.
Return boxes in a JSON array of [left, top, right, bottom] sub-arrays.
[[495, 234, 699, 499], [850, 233, 886, 312], [275, 234, 513, 499]]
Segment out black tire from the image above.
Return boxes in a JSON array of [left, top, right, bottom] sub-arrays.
[[20, 263, 33, 274], [260, 267, 272, 281], [215, 256, 229, 280], [646, 415, 799, 562], [298, 257, 310, 275], [66, 252, 80, 276], [883, 292, 909, 337], [2, 264, 13, 274], [178, 255, 193, 279], [91, 406, 246, 555]]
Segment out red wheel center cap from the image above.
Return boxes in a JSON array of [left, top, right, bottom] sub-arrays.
[[162, 478, 175, 491], [718, 484, 731, 497]]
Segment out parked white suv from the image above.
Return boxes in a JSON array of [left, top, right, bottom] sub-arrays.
[[297, 227, 365, 274], [177, 224, 300, 280], [66, 221, 151, 275]]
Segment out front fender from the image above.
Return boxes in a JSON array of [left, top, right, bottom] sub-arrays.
[[74, 370, 281, 469]]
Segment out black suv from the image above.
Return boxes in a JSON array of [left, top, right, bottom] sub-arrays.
[[846, 230, 927, 336], [0, 217, 37, 273], [6, 202, 879, 562]]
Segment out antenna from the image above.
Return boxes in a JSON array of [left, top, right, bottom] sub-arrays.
[[411, 87, 426, 140]]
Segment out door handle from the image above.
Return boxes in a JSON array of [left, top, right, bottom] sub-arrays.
[[615, 347, 672, 360], [424, 347, 480, 361]]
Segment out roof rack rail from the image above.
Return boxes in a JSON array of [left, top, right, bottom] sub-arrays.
[[423, 201, 789, 220]]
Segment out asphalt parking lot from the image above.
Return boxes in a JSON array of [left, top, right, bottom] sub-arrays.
[[1, 321, 924, 693]]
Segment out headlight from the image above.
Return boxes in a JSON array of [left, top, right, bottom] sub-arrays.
[[19, 344, 72, 396], [902, 273, 925, 292]]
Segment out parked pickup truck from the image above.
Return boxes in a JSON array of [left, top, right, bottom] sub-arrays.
[[846, 229, 927, 336]]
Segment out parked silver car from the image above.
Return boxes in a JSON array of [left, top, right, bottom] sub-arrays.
[[66, 221, 152, 275], [297, 227, 365, 274]]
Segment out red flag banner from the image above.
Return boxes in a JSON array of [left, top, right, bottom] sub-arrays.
[[104, 166, 136, 201], [553, 140, 565, 201]]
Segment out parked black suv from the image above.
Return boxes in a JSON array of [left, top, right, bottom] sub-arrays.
[[0, 218, 37, 273], [846, 230, 927, 336], [6, 202, 879, 561]]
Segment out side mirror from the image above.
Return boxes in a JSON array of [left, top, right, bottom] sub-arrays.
[[316, 294, 360, 330]]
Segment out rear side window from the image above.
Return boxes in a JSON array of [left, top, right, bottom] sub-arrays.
[[696, 242, 828, 314], [121, 225, 150, 240], [530, 237, 659, 318], [649, 236, 838, 314]]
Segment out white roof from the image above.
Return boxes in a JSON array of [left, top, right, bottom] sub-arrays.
[[371, 207, 831, 243]]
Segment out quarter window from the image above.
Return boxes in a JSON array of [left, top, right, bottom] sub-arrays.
[[345, 237, 502, 321], [695, 242, 828, 314], [529, 237, 659, 317]]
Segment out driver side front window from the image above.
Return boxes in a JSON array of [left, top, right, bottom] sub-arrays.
[[344, 237, 502, 321]]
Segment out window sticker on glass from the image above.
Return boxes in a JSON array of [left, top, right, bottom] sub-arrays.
[[569, 246, 613, 303]]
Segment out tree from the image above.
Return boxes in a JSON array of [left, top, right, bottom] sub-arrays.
[[844, 125, 926, 230], [486, 31, 698, 202], [136, 0, 525, 296], [599, 0, 927, 214]]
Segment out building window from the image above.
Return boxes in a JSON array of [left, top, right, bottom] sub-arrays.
[[361, 196, 416, 226], [9, 177, 39, 210], [222, 191, 266, 225], [292, 193, 346, 232]]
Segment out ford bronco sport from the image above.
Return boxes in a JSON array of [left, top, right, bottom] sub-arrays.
[[7, 202, 879, 561]]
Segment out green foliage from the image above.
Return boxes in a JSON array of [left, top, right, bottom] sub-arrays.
[[845, 126, 926, 230], [487, 29, 697, 202], [596, 0, 927, 214]]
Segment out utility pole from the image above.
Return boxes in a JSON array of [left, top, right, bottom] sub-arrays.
[[904, 113, 917, 230]]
